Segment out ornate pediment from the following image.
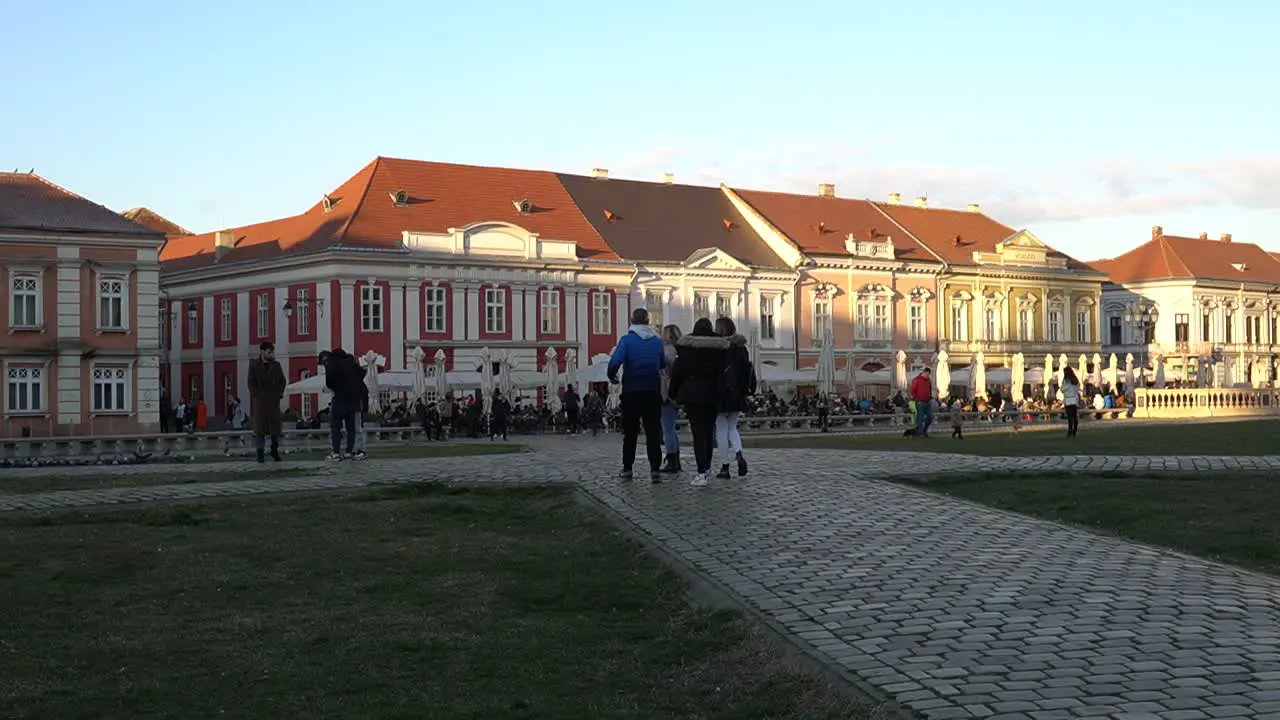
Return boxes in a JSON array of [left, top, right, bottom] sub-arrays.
[[856, 282, 894, 298], [973, 230, 1067, 268], [682, 247, 751, 273], [843, 233, 895, 260]]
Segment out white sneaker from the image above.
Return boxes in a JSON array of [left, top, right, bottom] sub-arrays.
[[326, 453, 344, 462], [691, 473, 709, 487], [353, 451, 367, 460]]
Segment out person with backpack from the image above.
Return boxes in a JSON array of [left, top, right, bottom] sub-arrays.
[[668, 317, 729, 486], [713, 317, 755, 479]]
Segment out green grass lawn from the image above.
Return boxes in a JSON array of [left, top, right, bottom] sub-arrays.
[[0, 467, 312, 495], [0, 485, 881, 719], [747, 418, 1280, 456], [897, 472, 1280, 574]]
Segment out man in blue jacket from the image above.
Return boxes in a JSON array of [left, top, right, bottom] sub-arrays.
[[608, 308, 666, 482]]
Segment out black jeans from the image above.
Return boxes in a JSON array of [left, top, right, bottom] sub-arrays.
[[1065, 404, 1079, 435], [330, 398, 357, 454], [683, 403, 718, 474], [620, 391, 663, 472], [566, 407, 580, 433]]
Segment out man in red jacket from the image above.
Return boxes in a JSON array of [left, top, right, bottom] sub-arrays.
[[909, 367, 934, 438]]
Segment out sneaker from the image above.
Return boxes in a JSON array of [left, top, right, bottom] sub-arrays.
[[619, 469, 633, 481], [691, 473, 709, 487], [650, 470, 662, 484], [736, 452, 748, 477], [353, 451, 368, 460], [256, 450, 265, 464], [716, 464, 731, 480], [326, 453, 344, 462]]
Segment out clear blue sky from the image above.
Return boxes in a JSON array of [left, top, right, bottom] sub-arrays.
[[3, 0, 1276, 261]]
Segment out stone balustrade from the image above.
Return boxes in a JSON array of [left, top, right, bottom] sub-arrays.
[[0, 410, 1132, 461], [1134, 387, 1279, 418]]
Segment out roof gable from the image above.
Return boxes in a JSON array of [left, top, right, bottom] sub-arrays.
[[0, 172, 165, 239], [1099, 232, 1280, 284], [121, 207, 192, 237], [871, 202, 1088, 270], [682, 247, 751, 272]]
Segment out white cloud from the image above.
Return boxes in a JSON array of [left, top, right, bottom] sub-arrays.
[[606, 146, 1280, 226]]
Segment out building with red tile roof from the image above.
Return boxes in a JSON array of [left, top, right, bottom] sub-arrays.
[[0, 172, 166, 438], [1093, 226, 1280, 388]]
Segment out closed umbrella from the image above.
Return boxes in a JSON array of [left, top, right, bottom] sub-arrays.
[[894, 350, 908, 392], [1125, 353, 1135, 387], [1107, 353, 1119, 387], [360, 350, 386, 414], [544, 347, 561, 410], [479, 347, 495, 415], [935, 350, 950, 400], [973, 350, 987, 399], [564, 348, 579, 393], [817, 332, 836, 396], [1092, 353, 1103, 386], [844, 351, 858, 397], [498, 353, 514, 398], [409, 346, 427, 399], [1011, 352, 1025, 402], [433, 349, 448, 399]]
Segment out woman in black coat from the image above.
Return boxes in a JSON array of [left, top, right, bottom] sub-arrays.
[[668, 317, 728, 485], [714, 316, 756, 479]]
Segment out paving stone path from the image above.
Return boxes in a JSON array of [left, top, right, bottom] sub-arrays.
[[4, 438, 1280, 719]]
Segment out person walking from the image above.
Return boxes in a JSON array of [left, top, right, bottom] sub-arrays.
[[321, 348, 366, 460], [490, 389, 510, 440], [562, 383, 580, 434], [669, 317, 729, 486], [1062, 366, 1081, 437], [606, 308, 667, 482], [247, 341, 287, 463], [658, 325, 683, 473], [713, 317, 755, 479], [909, 367, 935, 438]]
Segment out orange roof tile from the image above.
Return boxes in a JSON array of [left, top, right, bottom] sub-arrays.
[[870, 202, 1090, 270], [0, 172, 164, 238], [730, 188, 938, 262], [1096, 230, 1280, 284], [120, 207, 192, 237], [160, 157, 614, 271]]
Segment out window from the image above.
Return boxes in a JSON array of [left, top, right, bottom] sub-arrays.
[[715, 294, 731, 319], [645, 290, 665, 329], [6, 366, 43, 413], [591, 291, 611, 334], [188, 374, 200, 403], [361, 284, 384, 332], [484, 287, 506, 334], [1109, 316, 1122, 346], [296, 288, 312, 336], [1202, 310, 1212, 342], [873, 302, 889, 340], [424, 286, 447, 334], [985, 307, 1000, 340], [950, 301, 968, 341], [1076, 310, 1090, 343], [759, 296, 776, 340], [92, 366, 129, 412], [1272, 315, 1277, 345], [908, 300, 925, 342], [539, 289, 560, 335], [254, 293, 270, 339], [1175, 313, 1189, 343], [1225, 311, 1234, 344], [694, 293, 710, 319], [1047, 309, 1063, 342], [97, 275, 126, 330], [1247, 316, 1261, 345], [812, 296, 832, 345], [854, 297, 889, 340], [222, 373, 233, 407], [855, 302, 870, 339], [10, 273, 39, 328], [186, 306, 199, 344], [219, 298, 232, 342], [1018, 308, 1033, 340], [299, 370, 313, 418]]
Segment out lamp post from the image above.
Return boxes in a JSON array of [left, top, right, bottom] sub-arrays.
[[282, 295, 325, 319], [1124, 305, 1158, 366]]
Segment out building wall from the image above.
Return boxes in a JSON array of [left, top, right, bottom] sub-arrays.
[[1, 237, 162, 439]]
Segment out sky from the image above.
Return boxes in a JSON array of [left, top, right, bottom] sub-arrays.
[[2, 0, 1277, 262]]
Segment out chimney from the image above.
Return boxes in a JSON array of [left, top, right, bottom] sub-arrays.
[[1151, 225, 1163, 240], [966, 203, 981, 213], [214, 230, 236, 259], [887, 192, 901, 205], [1221, 233, 1233, 243], [818, 183, 835, 198], [590, 167, 609, 179], [1199, 232, 1209, 240], [660, 172, 674, 184], [914, 195, 928, 208]]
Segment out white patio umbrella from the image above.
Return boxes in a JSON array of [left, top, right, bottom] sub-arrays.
[[1077, 354, 1088, 386], [543, 347, 561, 410], [817, 333, 837, 396], [498, 353, 515, 398], [408, 346, 427, 399], [973, 350, 987, 399], [360, 350, 386, 414], [843, 351, 858, 396], [479, 347, 495, 415], [433, 349, 448, 399], [935, 350, 950, 400], [1125, 353, 1136, 387], [894, 350, 908, 392], [1011, 353, 1025, 402], [285, 371, 329, 395], [1057, 353, 1068, 398], [1092, 353, 1103, 386], [1107, 353, 1119, 387], [564, 349, 579, 393]]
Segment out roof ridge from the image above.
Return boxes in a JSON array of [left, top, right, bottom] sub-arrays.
[[1157, 236, 1194, 277], [333, 157, 382, 246], [867, 201, 950, 266]]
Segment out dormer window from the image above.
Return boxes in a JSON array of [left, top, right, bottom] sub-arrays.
[[513, 198, 534, 214], [322, 194, 334, 212], [389, 190, 408, 207], [1232, 262, 1249, 272]]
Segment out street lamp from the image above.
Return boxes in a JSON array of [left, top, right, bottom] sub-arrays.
[[186, 302, 198, 320], [282, 296, 325, 319]]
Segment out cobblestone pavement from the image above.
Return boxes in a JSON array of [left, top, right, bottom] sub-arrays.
[[5, 438, 1280, 718]]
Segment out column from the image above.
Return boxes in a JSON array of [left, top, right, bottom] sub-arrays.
[[339, 281, 356, 351], [168, 299, 181, 397], [201, 296, 215, 405], [316, 281, 333, 351], [55, 247, 82, 425], [524, 288, 537, 340], [565, 288, 579, 342], [405, 282, 421, 343], [511, 286, 525, 341], [450, 283, 465, 341], [389, 282, 405, 370], [576, 291, 589, 361], [273, 285, 291, 380], [236, 292, 251, 405], [465, 285, 480, 340]]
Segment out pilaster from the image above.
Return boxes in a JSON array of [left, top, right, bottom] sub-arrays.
[[405, 282, 421, 343], [390, 282, 405, 370], [340, 280, 356, 351]]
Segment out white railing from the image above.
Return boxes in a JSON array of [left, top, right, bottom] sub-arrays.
[[1134, 387, 1278, 418]]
